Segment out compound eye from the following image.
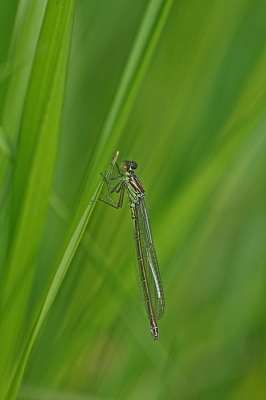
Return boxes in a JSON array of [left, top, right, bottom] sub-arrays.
[[121, 162, 127, 172], [131, 161, 138, 170]]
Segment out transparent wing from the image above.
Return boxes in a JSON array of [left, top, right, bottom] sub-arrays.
[[132, 197, 165, 320]]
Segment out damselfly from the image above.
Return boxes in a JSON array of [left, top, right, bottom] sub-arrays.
[[95, 151, 164, 340]]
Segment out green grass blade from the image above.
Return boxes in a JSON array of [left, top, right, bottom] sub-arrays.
[[72, 0, 174, 225], [6, 174, 104, 400], [0, 0, 75, 398], [95, 0, 174, 154], [0, 2, 47, 196]]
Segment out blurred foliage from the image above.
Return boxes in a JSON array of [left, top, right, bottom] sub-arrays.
[[0, 0, 266, 399]]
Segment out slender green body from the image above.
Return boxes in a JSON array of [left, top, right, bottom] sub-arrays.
[[97, 151, 165, 340]]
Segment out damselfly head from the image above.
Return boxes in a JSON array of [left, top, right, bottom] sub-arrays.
[[121, 160, 138, 172]]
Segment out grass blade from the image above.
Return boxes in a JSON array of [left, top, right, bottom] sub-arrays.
[[71, 0, 174, 229], [6, 175, 104, 400], [0, 0, 75, 398]]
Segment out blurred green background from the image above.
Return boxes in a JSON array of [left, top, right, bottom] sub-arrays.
[[1, 0, 266, 399]]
